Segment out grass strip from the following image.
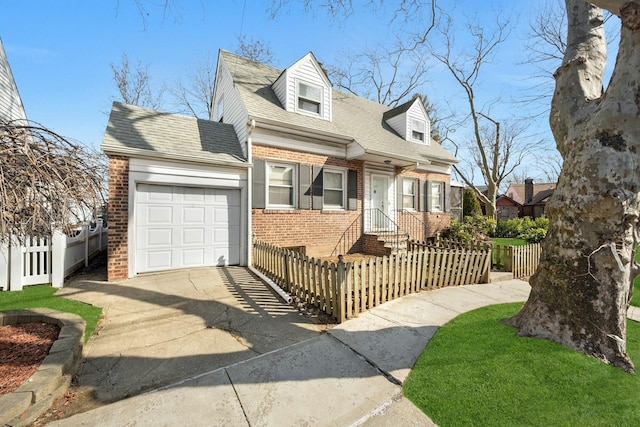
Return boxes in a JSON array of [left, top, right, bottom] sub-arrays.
[[404, 303, 640, 426], [0, 285, 101, 342]]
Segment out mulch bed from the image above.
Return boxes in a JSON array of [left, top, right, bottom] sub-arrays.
[[0, 322, 60, 396]]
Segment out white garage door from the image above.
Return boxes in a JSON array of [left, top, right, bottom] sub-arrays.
[[135, 184, 241, 274]]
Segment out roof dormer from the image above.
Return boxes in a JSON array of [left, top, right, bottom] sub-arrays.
[[272, 52, 332, 121], [383, 97, 431, 145]]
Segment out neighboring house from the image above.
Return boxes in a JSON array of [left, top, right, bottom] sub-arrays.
[[0, 37, 27, 122], [495, 194, 521, 221], [102, 49, 459, 281], [505, 179, 555, 219]]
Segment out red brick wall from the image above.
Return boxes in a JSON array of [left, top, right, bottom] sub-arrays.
[[252, 145, 364, 257], [107, 155, 129, 281], [396, 169, 451, 240]]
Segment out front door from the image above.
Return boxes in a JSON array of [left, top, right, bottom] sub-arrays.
[[371, 175, 390, 230]]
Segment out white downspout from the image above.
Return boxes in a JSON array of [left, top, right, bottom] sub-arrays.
[[245, 118, 292, 304]]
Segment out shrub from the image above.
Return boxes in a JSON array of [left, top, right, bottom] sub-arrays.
[[463, 188, 482, 217], [495, 216, 548, 242], [442, 215, 495, 242], [522, 227, 547, 243]]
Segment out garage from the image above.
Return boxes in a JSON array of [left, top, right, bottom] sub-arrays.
[[135, 183, 241, 274]]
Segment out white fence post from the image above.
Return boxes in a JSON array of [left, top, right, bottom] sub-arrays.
[[0, 242, 9, 291], [51, 230, 67, 288], [10, 238, 23, 291]]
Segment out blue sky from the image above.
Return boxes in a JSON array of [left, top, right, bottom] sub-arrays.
[[1, 1, 601, 181]]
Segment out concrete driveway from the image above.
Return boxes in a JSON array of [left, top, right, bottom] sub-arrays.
[[56, 266, 329, 403]]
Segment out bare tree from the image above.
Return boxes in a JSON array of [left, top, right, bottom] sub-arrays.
[[431, 12, 528, 219], [506, 0, 640, 373], [328, 45, 430, 107], [235, 36, 275, 65], [0, 120, 106, 242], [111, 52, 164, 109], [170, 55, 216, 119]]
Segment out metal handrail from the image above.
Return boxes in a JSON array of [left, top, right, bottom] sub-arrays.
[[364, 208, 403, 251], [331, 212, 363, 256], [399, 209, 427, 242]]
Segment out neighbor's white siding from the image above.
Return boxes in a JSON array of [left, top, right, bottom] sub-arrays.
[[214, 55, 249, 156], [0, 38, 27, 122]]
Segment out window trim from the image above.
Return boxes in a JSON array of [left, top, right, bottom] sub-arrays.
[[322, 168, 346, 210], [402, 178, 417, 211], [266, 162, 297, 209], [410, 118, 426, 143], [431, 181, 444, 212], [296, 80, 323, 116]]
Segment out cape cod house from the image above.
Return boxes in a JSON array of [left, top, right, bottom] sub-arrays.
[[102, 50, 459, 281]]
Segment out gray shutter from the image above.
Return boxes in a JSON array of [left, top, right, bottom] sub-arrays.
[[396, 178, 403, 211], [299, 164, 311, 209], [347, 169, 358, 210], [253, 158, 266, 209], [426, 181, 433, 212], [444, 182, 451, 212], [418, 179, 426, 212], [312, 165, 323, 210]]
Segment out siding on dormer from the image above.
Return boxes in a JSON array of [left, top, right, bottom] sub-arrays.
[[274, 54, 332, 122], [214, 55, 249, 157]]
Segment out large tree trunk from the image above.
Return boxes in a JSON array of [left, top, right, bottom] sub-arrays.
[[506, 0, 640, 372]]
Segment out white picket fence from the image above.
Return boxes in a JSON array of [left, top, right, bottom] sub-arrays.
[[0, 221, 108, 291]]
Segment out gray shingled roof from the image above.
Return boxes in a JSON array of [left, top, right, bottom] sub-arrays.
[[221, 50, 457, 165], [101, 102, 246, 165]]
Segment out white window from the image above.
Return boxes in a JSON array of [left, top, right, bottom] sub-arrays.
[[324, 169, 345, 209], [431, 182, 444, 211], [297, 82, 322, 115], [216, 97, 224, 121], [411, 119, 426, 143], [402, 179, 417, 210], [267, 163, 296, 208]]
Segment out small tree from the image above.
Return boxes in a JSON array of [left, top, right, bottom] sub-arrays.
[[0, 120, 106, 242], [462, 188, 482, 217], [111, 52, 164, 109]]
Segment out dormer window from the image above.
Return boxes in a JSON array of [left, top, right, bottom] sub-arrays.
[[297, 81, 322, 115], [411, 119, 426, 143]]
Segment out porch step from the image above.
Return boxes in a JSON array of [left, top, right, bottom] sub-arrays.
[[364, 232, 409, 255]]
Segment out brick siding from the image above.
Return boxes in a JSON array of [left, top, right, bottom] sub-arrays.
[[252, 145, 451, 256], [107, 155, 129, 281]]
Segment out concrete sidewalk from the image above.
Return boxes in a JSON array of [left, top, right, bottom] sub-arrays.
[[49, 279, 531, 427]]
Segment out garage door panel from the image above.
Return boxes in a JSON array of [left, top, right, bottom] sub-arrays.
[[183, 206, 206, 224], [182, 248, 205, 266], [145, 184, 174, 202], [182, 228, 205, 245], [145, 250, 173, 270], [147, 228, 173, 247], [183, 187, 206, 202], [136, 184, 241, 274], [147, 206, 173, 224]]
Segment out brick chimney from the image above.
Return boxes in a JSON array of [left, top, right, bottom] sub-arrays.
[[525, 178, 534, 204]]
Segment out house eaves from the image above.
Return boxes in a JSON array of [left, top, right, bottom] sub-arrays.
[[102, 146, 250, 168]]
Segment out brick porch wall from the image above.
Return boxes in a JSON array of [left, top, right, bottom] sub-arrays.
[[107, 155, 129, 281], [252, 145, 363, 257]]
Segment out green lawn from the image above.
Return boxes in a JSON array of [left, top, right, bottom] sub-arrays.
[[404, 303, 640, 427], [632, 248, 640, 307], [0, 285, 101, 342], [491, 237, 527, 247]]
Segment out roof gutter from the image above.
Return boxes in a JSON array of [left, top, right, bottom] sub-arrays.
[[101, 146, 251, 168], [247, 116, 354, 145]]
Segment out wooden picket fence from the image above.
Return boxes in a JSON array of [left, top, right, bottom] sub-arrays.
[[491, 243, 542, 278], [252, 238, 491, 322]]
